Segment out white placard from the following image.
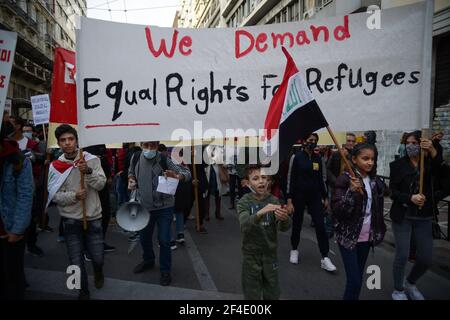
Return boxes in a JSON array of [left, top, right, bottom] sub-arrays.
[[76, 1, 433, 147], [31, 94, 51, 125], [4, 98, 11, 114], [156, 176, 179, 195], [0, 30, 17, 131]]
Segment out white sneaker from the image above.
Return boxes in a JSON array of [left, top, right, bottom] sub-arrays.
[[392, 290, 408, 300], [289, 250, 299, 264], [321, 257, 337, 272], [404, 280, 425, 300]]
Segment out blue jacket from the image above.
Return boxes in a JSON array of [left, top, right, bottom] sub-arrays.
[[0, 158, 34, 235]]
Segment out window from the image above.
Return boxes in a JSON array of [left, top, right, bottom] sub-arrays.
[[18, 0, 27, 13], [29, 3, 37, 21]]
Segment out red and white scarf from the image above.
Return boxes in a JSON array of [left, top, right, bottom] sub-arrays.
[[46, 151, 96, 208]]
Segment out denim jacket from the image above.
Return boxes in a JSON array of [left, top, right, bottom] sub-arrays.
[[0, 158, 34, 235]]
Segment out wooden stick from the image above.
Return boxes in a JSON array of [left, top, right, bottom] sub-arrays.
[[418, 129, 429, 209], [42, 124, 47, 142], [326, 126, 356, 178], [192, 145, 201, 232], [41, 151, 51, 228], [79, 148, 88, 231], [326, 126, 363, 194]]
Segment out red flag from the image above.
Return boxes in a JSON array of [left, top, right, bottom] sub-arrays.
[[264, 47, 298, 140], [264, 47, 328, 163], [50, 48, 77, 124]]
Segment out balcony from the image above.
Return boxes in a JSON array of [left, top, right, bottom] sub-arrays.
[[27, 17, 38, 33], [222, 0, 240, 18], [44, 33, 57, 47], [0, 0, 17, 15]]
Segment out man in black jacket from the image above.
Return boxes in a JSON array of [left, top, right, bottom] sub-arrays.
[[286, 133, 336, 272], [327, 132, 356, 190]]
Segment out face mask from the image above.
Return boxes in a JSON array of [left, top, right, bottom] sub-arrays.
[[23, 132, 33, 140], [247, 185, 255, 193], [307, 142, 317, 151], [143, 149, 157, 159], [406, 144, 420, 157]]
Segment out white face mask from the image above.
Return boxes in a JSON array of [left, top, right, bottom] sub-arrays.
[[247, 185, 257, 194]]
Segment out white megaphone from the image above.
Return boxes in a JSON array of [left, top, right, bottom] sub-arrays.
[[116, 190, 150, 232]]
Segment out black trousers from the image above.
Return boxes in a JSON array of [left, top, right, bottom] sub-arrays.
[[26, 188, 44, 248], [290, 192, 329, 258], [0, 237, 26, 300], [229, 174, 242, 205], [98, 186, 111, 239]]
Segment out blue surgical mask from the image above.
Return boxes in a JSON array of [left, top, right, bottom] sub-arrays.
[[23, 132, 33, 140], [143, 149, 157, 159]]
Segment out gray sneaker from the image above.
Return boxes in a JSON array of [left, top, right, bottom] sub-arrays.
[[404, 280, 425, 300]]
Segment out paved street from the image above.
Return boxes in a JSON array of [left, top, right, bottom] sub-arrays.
[[23, 195, 450, 300]]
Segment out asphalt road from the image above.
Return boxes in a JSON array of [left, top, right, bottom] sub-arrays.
[[23, 196, 450, 300]]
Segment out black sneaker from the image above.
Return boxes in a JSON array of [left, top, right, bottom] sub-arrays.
[[160, 272, 171, 286], [94, 270, 104, 289], [175, 234, 185, 244], [170, 241, 177, 250], [78, 290, 90, 300], [38, 225, 53, 233], [84, 252, 92, 262], [133, 261, 155, 274], [43, 225, 54, 233], [104, 243, 116, 253], [28, 245, 44, 257]]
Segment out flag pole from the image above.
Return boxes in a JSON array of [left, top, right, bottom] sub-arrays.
[[418, 128, 429, 209], [41, 151, 51, 229], [191, 144, 201, 232], [42, 124, 47, 142], [79, 148, 88, 230], [326, 126, 363, 194]]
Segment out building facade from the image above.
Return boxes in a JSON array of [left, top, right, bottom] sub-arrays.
[[0, 0, 86, 120], [177, 0, 450, 170]]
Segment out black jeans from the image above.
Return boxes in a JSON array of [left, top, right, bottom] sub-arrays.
[[229, 174, 242, 205], [98, 186, 111, 239], [291, 193, 329, 257], [0, 237, 26, 300]]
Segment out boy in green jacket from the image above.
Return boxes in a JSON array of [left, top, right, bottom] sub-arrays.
[[237, 165, 292, 300]]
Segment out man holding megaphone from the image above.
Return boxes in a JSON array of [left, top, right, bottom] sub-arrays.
[[128, 141, 191, 286]]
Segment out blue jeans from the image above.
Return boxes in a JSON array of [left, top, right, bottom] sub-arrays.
[[171, 211, 184, 241], [115, 175, 129, 207], [139, 207, 173, 273], [63, 218, 104, 293], [338, 242, 370, 300]]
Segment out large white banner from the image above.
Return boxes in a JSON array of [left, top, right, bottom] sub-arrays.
[[0, 30, 17, 131], [76, 1, 433, 147]]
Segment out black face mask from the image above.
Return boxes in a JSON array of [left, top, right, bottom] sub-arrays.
[[306, 142, 317, 151]]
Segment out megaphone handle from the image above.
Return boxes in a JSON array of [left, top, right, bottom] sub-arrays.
[[130, 189, 138, 202]]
